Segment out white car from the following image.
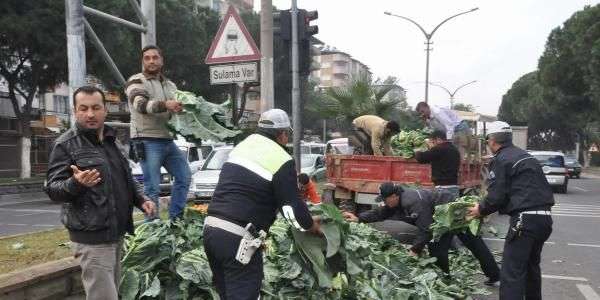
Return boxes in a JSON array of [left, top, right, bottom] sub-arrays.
[[529, 150, 569, 193], [191, 146, 234, 201], [300, 154, 326, 181]]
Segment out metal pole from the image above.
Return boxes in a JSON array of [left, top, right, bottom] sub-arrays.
[[127, 0, 148, 26], [66, 0, 86, 127], [291, 0, 301, 172], [83, 19, 126, 86], [83, 6, 146, 32], [260, 0, 274, 112], [322, 119, 326, 143], [141, 0, 156, 47], [424, 38, 431, 103]]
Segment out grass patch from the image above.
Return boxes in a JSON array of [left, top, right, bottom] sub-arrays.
[[0, 228, 71, 274], [0, 209, 170, 273]]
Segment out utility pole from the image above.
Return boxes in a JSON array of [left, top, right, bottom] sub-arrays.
[[260, 0, 274, 112], [141, 0, 156, 47], [384, 8, 478, 103], [291, 0, 301, 172], [65, 0, 86, 127]]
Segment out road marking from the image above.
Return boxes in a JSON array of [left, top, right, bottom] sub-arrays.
[[555, 203, 600, 208], [553, 207, 600, 212], [0, 199, 50, 207], [31, 224, 59, 227], [4, 223, 27, 226], [568, 243, 600, 248], [542, 274, 588, 282], [482, 238, 555, 245], [573, 186, 590, 192], [577, 284, 600, 300], [552, 213, 600, 218], [0, 208, 59, 213], [14, 212, 49, 217]]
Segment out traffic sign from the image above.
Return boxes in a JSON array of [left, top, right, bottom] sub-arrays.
[[209, 62, 258, 85], [204, 6, 261, 64]]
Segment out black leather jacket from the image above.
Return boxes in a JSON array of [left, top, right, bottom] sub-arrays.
[[45, 125, 146, 244]]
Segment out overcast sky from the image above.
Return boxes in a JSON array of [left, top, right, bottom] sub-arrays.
[[254, 0, 599, 116]]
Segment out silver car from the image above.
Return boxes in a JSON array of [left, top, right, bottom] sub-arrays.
[[190, 146, 233, 201], [529, 151, 568, 194]]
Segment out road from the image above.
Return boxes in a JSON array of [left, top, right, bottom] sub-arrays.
[[478, 174, 600, 300], [1, 176, 600, 299]]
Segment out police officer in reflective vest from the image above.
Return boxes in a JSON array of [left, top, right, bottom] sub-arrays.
[[203, 109, 321, 300], [468, 121, 554, 299]]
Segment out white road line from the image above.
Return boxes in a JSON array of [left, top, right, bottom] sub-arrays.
[[553, 207, 600, 211], [14, 212, 48, 217], [555, 203, 600, 208], [0, 208, 59, 213], [31, 224, 59, 227], [482, 238, 554, 245], [0, 199, 50, 207], [568, 243, 600, 248], [551, 213, 600, 218], [577, 284, 600, 300], [542, 274, 588, 282], [5, 223, 27, 226], [573, 187, 590, 192]]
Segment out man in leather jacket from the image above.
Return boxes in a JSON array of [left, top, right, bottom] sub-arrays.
[[45, 86, 155, 300]]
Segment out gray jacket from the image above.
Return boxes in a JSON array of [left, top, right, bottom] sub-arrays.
[[125, 72, 178, 139]]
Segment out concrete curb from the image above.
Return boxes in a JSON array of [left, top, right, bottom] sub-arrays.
[[0, 257, 82, 300]]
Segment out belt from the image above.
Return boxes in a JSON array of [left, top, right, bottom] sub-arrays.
[[435, 185, 459, 189], [204, 216, 248, 237], [520, 210, 552, 216]]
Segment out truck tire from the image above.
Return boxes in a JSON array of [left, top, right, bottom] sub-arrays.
[[557, 183, 568, 194]]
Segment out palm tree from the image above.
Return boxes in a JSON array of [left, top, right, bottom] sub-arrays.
[[307, 75, 402, 126]]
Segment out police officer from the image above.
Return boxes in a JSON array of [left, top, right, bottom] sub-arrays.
[[343, 183, 498, 283], [468, 121, 554, 300], [203, 109, 320, 300]]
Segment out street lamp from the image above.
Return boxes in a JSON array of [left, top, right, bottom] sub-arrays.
[[429, 80, 477, 109], [384, 8, 478, 103]]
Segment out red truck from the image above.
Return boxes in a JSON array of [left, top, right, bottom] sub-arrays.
[[322, 154, 483, 211]]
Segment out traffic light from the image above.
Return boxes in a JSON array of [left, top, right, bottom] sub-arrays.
[[298, 9, 318, 75], [273, 10, 291, 41]]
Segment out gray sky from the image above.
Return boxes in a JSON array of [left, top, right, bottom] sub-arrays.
[[254, 0, 598, 116]]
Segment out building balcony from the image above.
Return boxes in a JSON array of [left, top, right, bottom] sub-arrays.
[[332, 64, 349, 75]]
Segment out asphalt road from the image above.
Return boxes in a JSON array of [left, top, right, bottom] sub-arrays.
[[2, 175, 600, 299]]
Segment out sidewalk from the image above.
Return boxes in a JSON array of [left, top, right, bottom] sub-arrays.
[[0, 192, 48, 203], [582, 167, 600, 179]]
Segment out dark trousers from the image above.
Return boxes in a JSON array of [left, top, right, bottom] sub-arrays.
[[429, 231, 500, 280], [500, 214, 553, 300], [203, 226, 262, 300], [349, 126, 373, 155]]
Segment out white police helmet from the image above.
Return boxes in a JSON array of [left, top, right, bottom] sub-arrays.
[[258, 109, 292, 130], [486, 121, 512, 137]]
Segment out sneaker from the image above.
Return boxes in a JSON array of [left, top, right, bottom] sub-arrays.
[[484, 279, 500, 287]]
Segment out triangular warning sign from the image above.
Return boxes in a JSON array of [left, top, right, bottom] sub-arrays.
[[205, 6, 261, 64]]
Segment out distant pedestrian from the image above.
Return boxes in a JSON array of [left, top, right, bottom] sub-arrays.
[[46, 86, 155, 300]]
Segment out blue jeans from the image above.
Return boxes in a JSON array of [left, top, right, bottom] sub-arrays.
[[139, 139, 191, 220]]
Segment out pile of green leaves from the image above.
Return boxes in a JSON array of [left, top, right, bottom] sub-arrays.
[[390, 130, 429, 158], [430, 195, 482, 241], [167, 90, 241, 144], [120, 205, 489, 299]]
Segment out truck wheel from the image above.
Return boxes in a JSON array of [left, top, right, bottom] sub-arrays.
[[558, 183, 568, 194]]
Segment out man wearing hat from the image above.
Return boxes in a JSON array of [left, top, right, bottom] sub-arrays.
[[203, 109, 321, 300], [343, 182, 499, 284], [468, 121, 554, 299]]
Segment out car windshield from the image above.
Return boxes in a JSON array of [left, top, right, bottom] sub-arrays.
[[301, 157, 316, 168], [202, 149, 232, 170], [532, 154, 565, 167]]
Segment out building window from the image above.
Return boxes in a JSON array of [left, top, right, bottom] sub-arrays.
[[53, 95, 69, 114]]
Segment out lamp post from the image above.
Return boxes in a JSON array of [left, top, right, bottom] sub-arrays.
[[384, 8, 478, 103], [429, 80, 477, 109]]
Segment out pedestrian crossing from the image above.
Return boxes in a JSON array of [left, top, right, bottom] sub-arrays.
[[552, 203, 600, 218]]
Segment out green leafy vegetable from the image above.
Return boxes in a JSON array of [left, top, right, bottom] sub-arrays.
[[430, 195, 482, 240], [167, 90, 241, 144], [390, 130, 429, 158]]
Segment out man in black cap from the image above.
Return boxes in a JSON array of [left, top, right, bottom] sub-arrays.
[[343, 182, 499, 285]]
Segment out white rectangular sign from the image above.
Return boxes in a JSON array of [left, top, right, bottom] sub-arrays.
[[209, 62, 258, 85]]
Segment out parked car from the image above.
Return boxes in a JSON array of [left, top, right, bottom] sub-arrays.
[[130, 161, 172, 195], [326, 138, 353, 155], [565, 157, 582, 179], [190, 145, 233, 201], [300, 154, 326, 181], [529, 151, 569, 193]]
